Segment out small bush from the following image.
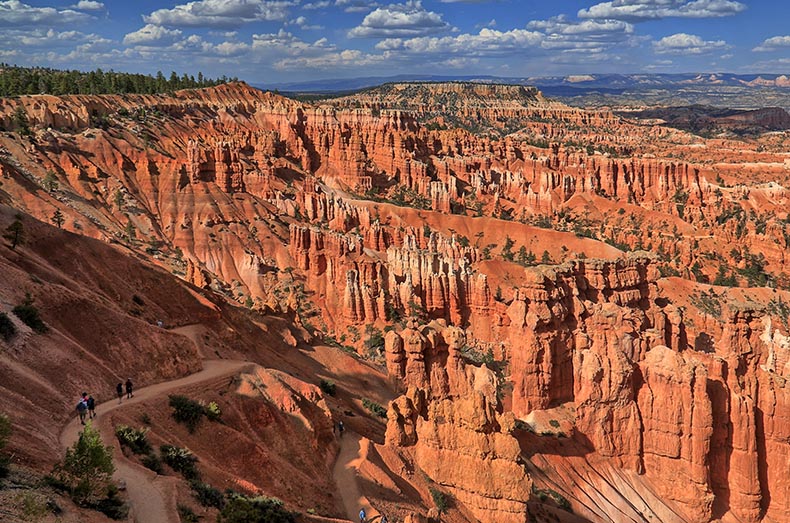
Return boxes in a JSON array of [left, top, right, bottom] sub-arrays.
[[513, 419, 532, 432], [15, 492, 49, 519], [429, 486, 448, 513], [532, 486, 573, 513], [160, 444, 199, 480], [178, 504, 199, 523], [362, 398, 387, 418], [0, 312, 16, 341], [319, 379, 336, 396], [141, 453, 163, 474], [115, 425, 151, 455], [549, 419, 560, 428], [12, 293, 47, 334], [169, 395, 205, 433], [191, 480, 225, 509], [218, 493, 295, 523], [52, 423, 115, 505], [95, 485, 129, 520], [205, 401, 222, 422]]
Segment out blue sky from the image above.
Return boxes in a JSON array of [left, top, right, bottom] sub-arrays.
[[1, 0, 788, 84]]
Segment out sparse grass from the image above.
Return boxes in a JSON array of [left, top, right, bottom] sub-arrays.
[[362, 398, 387, 418]]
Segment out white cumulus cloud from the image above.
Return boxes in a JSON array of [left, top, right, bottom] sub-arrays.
[[753, 35, 790, 52], [348, 0, 450, 38], [124, 24, 184, 46], [579, 0, 746, 22], [0, 0, 93, 27], [71, 1, 104, 11], [653, 32, 728, 54], [144, 0, 295, 28]]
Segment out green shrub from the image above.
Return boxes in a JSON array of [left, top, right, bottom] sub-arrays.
[[218, 493, 295, 523], [169, 395, 205, 432], [178, 504, 199, 522], [115, 425, 151, 455], [160, 444, 199, 480], [141, 453, 163, 474], [549, 419, 560, 428], [12, 293, 47, 333], [319, 379, 336, 396], [52, 424, 115, 505], [532, 486, 572, 513], [429, 486, 448, 513], [95, 485, 129, 520], [205, 401, 222, 422], [0, 312, 16, 341], [362, 398, 387, 418], [14, 492, 49, 519], [190, 480, 225, 509]]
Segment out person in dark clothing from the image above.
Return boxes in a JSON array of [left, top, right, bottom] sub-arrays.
[[338, 420, 345, 436], [125, 378, 133, 399], [116, 382, 123, 404], [87, 395, 96, 419]]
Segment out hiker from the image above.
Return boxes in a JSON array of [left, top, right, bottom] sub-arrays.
[[116, 382, 123, 404], [87, 394, 96, 419], [125, 378, 134, 399], [338, 420, 345, 436], [76, 393, 88, 425], [359, 508, 366, 523]]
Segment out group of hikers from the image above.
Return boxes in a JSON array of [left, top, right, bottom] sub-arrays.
[[75, 392, 96, 425], [117, 378, 134, 403], [75, 378, 134, 423]]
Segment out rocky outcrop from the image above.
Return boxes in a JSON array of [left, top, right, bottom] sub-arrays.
[[385, 321, 532, 523]]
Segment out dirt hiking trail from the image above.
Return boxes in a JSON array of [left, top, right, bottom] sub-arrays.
[[333, 432, 382, 523], [59, 359, 250, 523]]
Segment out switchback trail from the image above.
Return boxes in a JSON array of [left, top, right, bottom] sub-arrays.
[[59, 359, 250, 523], [333, 432, 381, 523]]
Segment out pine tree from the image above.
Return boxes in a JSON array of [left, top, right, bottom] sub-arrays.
[[52, 209, 65, 228], [3, 214, 24, 249], [113, 189, 124, 210], [43, 170, 59, 192], [124, 219, 136, 242], [12, 106, 30, 136], [52, 423, 115, 504]]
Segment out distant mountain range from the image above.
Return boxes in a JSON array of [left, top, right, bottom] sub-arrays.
[[260, 73, 790, 95]]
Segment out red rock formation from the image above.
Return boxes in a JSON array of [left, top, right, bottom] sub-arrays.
[[385, 320, 532, 523]]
